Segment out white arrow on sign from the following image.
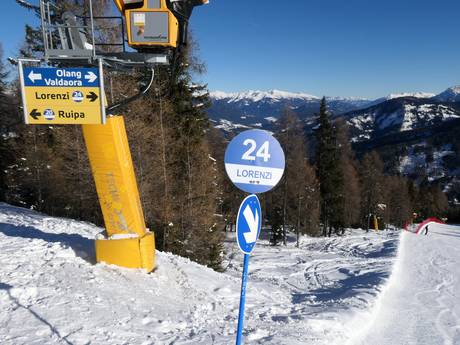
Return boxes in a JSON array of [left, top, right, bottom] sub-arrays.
[[28, 70, 42, 83], [84, 71, 98, 83], [243, 205, 259, 244]]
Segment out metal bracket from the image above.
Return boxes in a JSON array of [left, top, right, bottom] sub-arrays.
[[39, 0, 169, 68], [40, 0, 96, 61]]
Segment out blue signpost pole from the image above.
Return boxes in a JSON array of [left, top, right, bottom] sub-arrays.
[[225, 130, 285, 345], [236, 253, 250, 345]]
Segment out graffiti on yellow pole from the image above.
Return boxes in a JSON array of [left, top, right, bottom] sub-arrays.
[[19, 62, 106, 125]]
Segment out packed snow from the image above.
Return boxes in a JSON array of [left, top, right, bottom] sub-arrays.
[[0, 203, 459, 344], [354, 223, 460, 344]]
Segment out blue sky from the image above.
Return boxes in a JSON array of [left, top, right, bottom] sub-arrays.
[[2, 0, 460, 98], [1, 2, 39, 57]]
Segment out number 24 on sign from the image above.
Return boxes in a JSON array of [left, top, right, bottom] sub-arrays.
[[242, 140, 270, 162]]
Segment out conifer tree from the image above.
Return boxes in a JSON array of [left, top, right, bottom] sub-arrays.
[[52, 126, 101, 222], [315, 98, 344, 236], [130, 40, 224, 269], [207, 128, 244, 233], [0, 44, 11, 201], [274, 109, 320, 244], [384, 175, 412, 228], [276, 109, 302, 245], [301, 162, 321, 237], [16, 0, 113, 58], [360, 151, 385, 231], [417, 182, 449, 220], [335, 119, 361, 230]]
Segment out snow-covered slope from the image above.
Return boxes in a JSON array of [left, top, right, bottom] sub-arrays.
[[343, 97, 460, 142], [353, 223, 460, 344], [0, 203, 242, 345], [0, 203, 401, 345], [2, 205, 460, 344]]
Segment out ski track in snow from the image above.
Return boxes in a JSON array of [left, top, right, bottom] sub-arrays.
[[7, 202, 459, 344]]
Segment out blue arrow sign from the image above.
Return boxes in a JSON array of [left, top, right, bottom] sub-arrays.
[[23, 67, 100, 87], [236, 194, 262, 254], [235, 194, 262, 345], [225, 129, 285, 194]]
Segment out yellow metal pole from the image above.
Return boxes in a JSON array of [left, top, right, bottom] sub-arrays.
[[373, 215, 379, 231], [82, 116, 155, 272]]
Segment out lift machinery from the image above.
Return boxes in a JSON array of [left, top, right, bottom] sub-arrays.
[[114, 0, 208, 50]]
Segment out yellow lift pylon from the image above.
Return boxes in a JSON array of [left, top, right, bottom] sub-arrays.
[[83, 117, 155, 272]]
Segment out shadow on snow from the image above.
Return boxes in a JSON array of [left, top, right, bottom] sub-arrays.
[[292, 236, 398, 306], [292, 269, 390, 305], [0, 222, 95, 264], [0, 282, 76, 345]]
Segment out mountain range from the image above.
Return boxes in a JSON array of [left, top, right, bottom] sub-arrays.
[[207, 86, 460, 203], [208, 89, 370, 132], [208, 87, 460, 134]]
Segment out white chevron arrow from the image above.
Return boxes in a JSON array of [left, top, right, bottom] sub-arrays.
[[28, 70, 42, 83], [243, 205, 259, 244], [84, 71, 97, 83]]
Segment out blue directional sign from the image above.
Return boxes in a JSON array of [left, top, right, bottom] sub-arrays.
[[23, 67, 100, 87], [224, 129, 285, 194], [236, 194, 262, 254]]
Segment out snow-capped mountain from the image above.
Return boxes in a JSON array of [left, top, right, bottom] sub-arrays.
[[210, 89, 319, 102], [386, 92, 436, 99], [368, 92, 436, 107], [208, 87, 460, 136], [432, 86, 460, 102], [208, 89, 371, 132]]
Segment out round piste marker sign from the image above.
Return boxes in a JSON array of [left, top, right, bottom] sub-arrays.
[[224, 129, 285, 194]]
